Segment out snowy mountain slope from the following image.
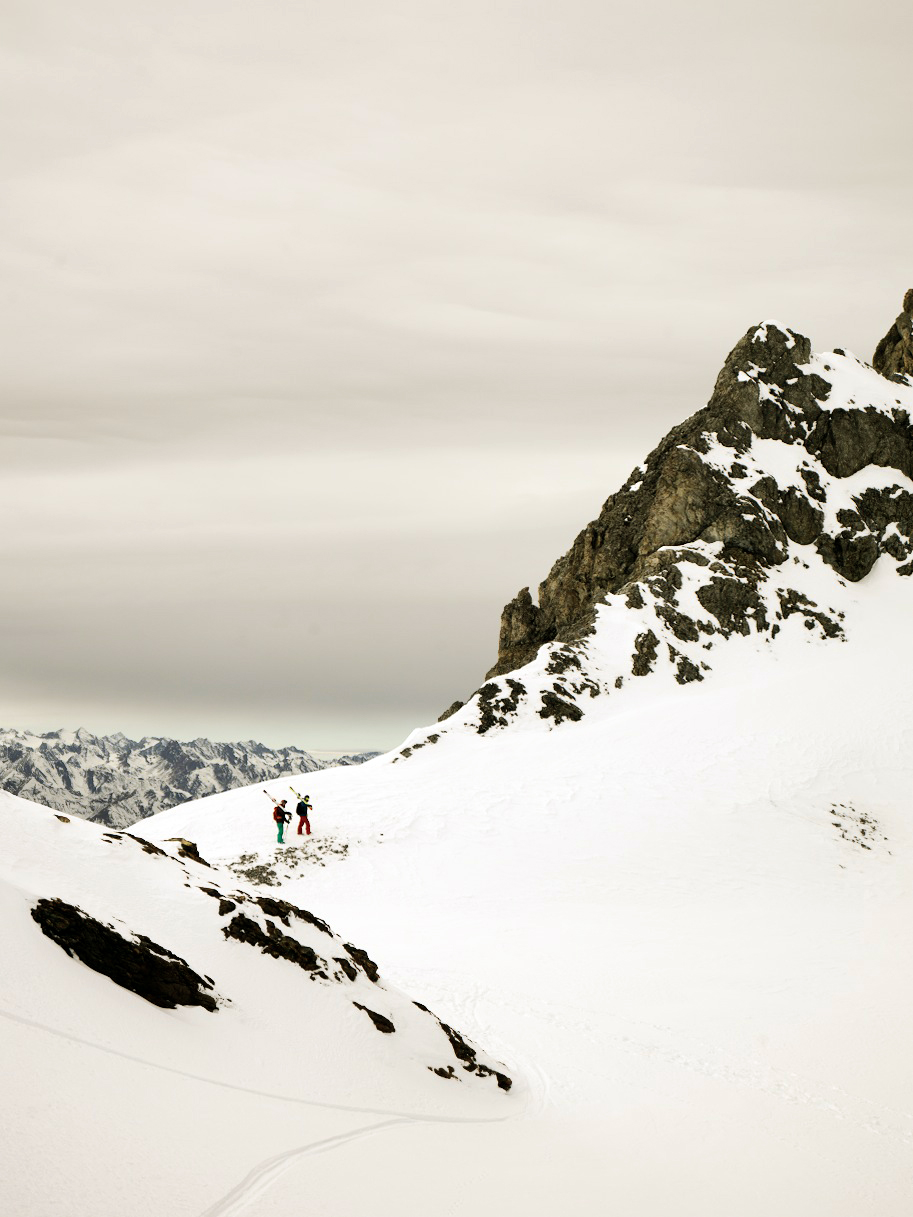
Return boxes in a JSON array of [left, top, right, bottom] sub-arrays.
[[138, 317, 913, 1215], [140, 574, 913, 1216], [0, 793, 515, 1217], [0, 725, 378, 828]]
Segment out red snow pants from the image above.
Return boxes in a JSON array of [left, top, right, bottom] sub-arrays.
[[297, 815, 311, 836]]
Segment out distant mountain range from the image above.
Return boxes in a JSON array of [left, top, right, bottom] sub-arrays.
[[0, 727, 379, 828]]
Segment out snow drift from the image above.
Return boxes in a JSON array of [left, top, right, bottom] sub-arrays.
[[6, 305, 913, 1216]]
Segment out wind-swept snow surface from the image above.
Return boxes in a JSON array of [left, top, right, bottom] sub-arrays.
[[0, 795, 514, 1217], [143, 557, 913, 1217]]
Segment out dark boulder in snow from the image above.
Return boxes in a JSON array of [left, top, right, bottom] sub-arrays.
[[31, 898, 218, 1012], [352, 1001, 395, 1033], [221, 912, 327, 975]]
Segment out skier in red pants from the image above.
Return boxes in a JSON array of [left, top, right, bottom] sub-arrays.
[[295, 794, 312, 836]]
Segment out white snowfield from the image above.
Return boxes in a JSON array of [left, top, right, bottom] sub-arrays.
[[5, 335, 913, 1215], [0, 795, 517, 1217], [137, 557, 913, 1217]]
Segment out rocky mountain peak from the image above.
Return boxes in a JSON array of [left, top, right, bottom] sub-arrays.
[[486, 318, 909, 679], [873, 288, 913, 382], [418, 303, 913, 749]]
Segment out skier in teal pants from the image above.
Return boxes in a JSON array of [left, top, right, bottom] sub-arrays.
[[272, 800, 289, 843]]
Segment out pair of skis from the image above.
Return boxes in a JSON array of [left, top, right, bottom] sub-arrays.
[[262, 787, 312, 840], [263, 789, 292, 843], [290, 787, 313, 837]]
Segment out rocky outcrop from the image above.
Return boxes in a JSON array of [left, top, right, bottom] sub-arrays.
[[486, 318, 913, 679], [31, 897, 218, 1012], [873, 289, 913, 383]]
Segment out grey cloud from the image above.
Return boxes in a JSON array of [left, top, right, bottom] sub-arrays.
[[1, 0, 910, 747]]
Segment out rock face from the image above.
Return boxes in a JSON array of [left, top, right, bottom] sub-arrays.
[[31, 897, 219, 1012], [399, 300, 913, 754], [0, 728, 379, 828], [487, 319, 913, 679], [873, 289, 913, 382]]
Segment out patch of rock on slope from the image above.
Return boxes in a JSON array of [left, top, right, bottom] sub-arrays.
[[395, 292, 913, 754], [13, 810, 512, 1095]]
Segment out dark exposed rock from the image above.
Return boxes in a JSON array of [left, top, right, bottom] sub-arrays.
[[164, 838, 211, 867], [478, 312, 913, 691], [218, 899, 237, 917], [801, 467, 827, 502], [334, 956, 358, 981], [810, 406, 913, 480], [125, 834, 167, 857], [852, 485, 913, 557], [344, 942, 380, 982], [396, 732, 442, 760], [440, 1020, 477, 1062], [438, 1020, 512, 1091], [538, 690, 584, 724], [632, 630, 659, 676], [222, 912, 326, 973], [252, 896, 332, 935], [777, 486, 824, 545], [438, 700, 465, 722], [31, 898, 217, 1012], [696, 575, 769, 636], [654, 603, 703, 643], [545, 647, 584, 675], [489, 587, 555, 678], [816, 530, 880, 582], [673, 654, 703, 685], [625, 584, 645, 610], [873, 289, 913, 383], [476, 679, 526, 734], [352, 1002, 395, 1033], [777, 590, 843, 639], [484, 324, 819, 677]]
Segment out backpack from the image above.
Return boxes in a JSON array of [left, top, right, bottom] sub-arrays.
[[273, 806, 284, 822], [297, 800, 310, 816]]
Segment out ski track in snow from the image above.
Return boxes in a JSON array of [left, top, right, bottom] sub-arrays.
[[0, 1003, 521, 1215], [0, 1003, 517, 1126], [199, 1119, 416, 1217]]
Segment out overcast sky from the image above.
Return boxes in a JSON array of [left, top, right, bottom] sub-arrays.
[[1, 0, 910, 751]]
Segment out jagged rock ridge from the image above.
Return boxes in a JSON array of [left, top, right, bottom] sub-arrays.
[[873, 288, 913, 382], [413, 294, 913, 751], [0, 727, 378, 828]]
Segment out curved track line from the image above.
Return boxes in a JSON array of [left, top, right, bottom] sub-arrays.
[[0, 1004, 518, 1125], [200, 1120, 414, 1217]]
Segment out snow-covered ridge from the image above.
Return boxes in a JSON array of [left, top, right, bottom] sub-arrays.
[[400, 321, 913, 753], [0, 726, 379, 828], [0, 791, 513, 1118], [33, 303, 913, 1216]]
